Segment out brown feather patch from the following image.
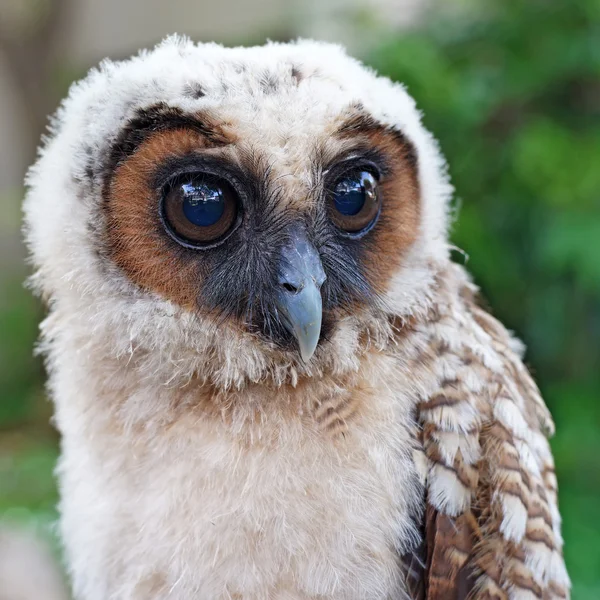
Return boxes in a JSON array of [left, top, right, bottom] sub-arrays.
[[414, 265, 569, 599], [425, 504, 478, 599]]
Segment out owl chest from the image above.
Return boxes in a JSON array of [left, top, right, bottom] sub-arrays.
[[109, 406, 418, 599]]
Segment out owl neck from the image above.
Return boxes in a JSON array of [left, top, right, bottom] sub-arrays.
[[44, 261, 457, 440]]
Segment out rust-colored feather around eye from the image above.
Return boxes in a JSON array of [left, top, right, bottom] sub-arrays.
[[334, 111, 421, 295], [105, 128, 216, 308]]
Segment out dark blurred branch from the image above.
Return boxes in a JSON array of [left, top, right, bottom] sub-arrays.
[[0, 0, 74, 157]]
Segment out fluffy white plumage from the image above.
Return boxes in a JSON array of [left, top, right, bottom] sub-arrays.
[[24, 37, 569, 599]]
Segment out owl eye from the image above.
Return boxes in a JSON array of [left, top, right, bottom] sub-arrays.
[[161, 172, 240, 248], [329, 170, 381, 235]]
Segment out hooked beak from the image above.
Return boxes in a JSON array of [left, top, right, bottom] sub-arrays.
[[275, 227, 326, 362]]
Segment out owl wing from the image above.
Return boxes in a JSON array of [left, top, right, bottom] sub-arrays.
[[408, 265, 570, 600]]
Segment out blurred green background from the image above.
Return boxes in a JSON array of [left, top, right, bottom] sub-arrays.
[[0, 0, 598, 598]]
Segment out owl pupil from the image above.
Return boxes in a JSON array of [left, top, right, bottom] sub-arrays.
[[333, 171, 374, 216], [181, 180, 225, 227]]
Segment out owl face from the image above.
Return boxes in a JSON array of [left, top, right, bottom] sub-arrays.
[[25, 38, 452, 386]]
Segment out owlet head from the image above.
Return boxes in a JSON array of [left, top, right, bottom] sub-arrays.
[[24, 37, 452, 387]]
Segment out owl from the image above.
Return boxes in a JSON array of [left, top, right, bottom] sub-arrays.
[[24, 37, 570, 600]]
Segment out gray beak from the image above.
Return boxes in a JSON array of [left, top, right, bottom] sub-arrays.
[[275, 227, 326, 362]]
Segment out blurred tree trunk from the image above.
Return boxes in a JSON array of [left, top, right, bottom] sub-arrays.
[[0, 0, 74, 163]]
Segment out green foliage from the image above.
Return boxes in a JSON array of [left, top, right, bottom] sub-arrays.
[[369, 1, 600, 596], [0, 275, 40, 425], [0, 1, 598, 596]]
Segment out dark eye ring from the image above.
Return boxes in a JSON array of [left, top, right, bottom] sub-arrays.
[[160, 171, 241, 249], [328, 168, 381, 236]]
